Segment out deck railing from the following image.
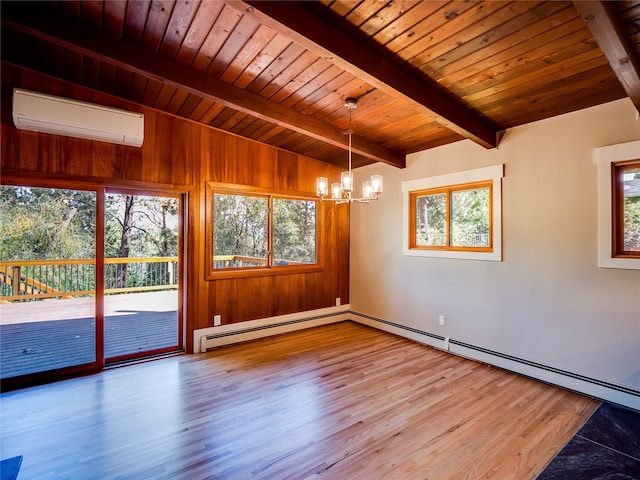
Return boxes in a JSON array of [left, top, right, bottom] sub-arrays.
[[0, 257, 179, 303], [1, 254, 306, 302], [213, 255, 267, 269], [104, 257, 178, 294], [212, 255, 308, 269]]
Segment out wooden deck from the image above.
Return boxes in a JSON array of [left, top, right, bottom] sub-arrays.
[[0, 292, 179, 379]]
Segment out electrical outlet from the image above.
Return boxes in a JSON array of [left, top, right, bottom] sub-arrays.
[[214, 314, 221, 326], [439, 315, 446, 326], [336, 297, 341, 306]]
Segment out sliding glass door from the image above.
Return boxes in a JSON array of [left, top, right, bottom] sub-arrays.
[[0, 184, 183, 385], [104, 191, 182, 362], [0, 186, 100, 380]]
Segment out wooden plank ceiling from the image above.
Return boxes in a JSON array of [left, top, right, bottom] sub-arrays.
[[1, 1, 639, 169]]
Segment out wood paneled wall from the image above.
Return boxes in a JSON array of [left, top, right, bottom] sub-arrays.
[[1, 63, 350, 352]]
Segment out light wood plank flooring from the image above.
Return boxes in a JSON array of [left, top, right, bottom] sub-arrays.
[[0, 321, 598, 479]]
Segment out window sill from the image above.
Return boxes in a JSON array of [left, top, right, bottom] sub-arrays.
[[206, 264, 324, 280]]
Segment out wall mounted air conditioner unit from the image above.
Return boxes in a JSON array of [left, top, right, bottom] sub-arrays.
[[12, 88, 144, 147]]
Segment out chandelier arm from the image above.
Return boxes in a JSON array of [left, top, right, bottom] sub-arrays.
[[319, 195, 379, 204]]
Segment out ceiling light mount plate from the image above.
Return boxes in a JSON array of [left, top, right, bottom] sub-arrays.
[[344, 98, 358, 110]]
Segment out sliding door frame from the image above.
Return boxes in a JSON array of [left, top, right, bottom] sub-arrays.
[[1, 174, 187, 390], [104, 187, 185, 364]]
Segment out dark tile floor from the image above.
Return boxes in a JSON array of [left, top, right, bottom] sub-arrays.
[[0, 455, 22, 480], [536, 402, 640, 479]]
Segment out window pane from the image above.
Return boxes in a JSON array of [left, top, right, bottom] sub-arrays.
[[273, 199, 316, 265], [104, 193, 180, 360], [415, 193, 446, 246], [0, 186, 97, 378], [451, 187, 490, 247], [623, 166, 640, 252], [213, 194, 268, 269]]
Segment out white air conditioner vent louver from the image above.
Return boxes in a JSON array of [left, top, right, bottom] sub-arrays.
[[12, 88, 144, 147]]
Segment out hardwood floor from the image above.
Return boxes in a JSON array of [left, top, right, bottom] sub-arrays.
[[0, 322, 598, 479]]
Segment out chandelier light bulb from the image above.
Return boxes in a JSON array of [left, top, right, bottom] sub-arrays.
[[341, 171, 353, 192], [316, 177, 328, 197], [331, 182, 342, 199], [371, 175, 383, 194], [363, 181, 372, 199]]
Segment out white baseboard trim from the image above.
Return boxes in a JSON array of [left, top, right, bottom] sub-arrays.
[[350, 311, 640, 411], [193, 308, 639, 411], [448, 340, 640, 411], [194, 305, 351, 353]]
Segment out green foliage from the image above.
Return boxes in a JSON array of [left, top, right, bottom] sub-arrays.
[[451, 187, 490, 247], [105, 194, 179, 258], [213, 193, 317, 266], [213, 194, 268, 259], [0, 186, 96, 261], [1, 188, 180, 295], [273, 199, 316, 264], [1, 188, 179, 262], [415, 193, 446, 246], [623, 197, 640, 251], [414, 186, 490, 248], [623, 172, 640, 252]]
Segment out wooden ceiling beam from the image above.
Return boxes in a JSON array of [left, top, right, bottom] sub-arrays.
[[1, 10, 405, 168], [238, 0, 500, 149], [573, 1, 640, 112]]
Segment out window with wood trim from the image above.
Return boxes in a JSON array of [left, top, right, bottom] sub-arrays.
[[402, 165, 503, 261], [596, 142, 639, 269], [205, 183, 319, 278], [409, 181, 493, 252], [613, 160, 640, 258]]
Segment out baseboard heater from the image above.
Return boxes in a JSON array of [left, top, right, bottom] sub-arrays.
[[194, 308, 639, 410], [350, 311, 640, 411], [196, 306, 349, 353]]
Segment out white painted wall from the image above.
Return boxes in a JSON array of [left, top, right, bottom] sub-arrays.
[[350, 98, 640, 403]]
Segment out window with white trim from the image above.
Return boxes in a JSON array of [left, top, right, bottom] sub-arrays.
[[402, 165, 503, 261], [595, 141, 640, 270]]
